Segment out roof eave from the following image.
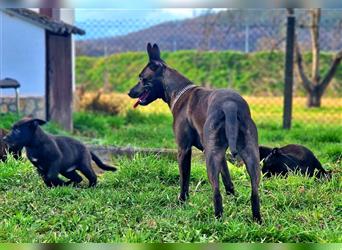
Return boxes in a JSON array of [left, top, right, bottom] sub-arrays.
[[2, 9, 85, 36]]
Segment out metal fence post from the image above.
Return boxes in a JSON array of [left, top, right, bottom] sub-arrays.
[[283, 9, 296, 129], [244, 10, 250, 53]]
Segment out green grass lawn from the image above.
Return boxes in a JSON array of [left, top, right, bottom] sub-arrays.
[[0, 109, 341, 242]]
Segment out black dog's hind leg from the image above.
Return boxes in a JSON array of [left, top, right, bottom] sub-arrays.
[[205, 146, 224, 218], [203, 113, 227, 218], [62, 170, 83, 186], [221, 158, 235, 196], [78, 158, 97, 187], [177, 147, 192, 202], [237, 121, 262, 223]]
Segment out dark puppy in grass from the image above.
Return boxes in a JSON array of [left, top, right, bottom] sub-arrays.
[[3, 118, 117, 187], [0, 128, 22, 161], [259, 144, 330, 178]]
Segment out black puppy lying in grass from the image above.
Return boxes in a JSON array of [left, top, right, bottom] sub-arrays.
[[259, 144, 330, 178], [3, 118, 117, 187]]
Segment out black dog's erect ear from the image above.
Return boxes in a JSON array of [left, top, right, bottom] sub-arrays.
[[152, 43, 161, 60], [147, 43, 161, 61], [147, 43, 153, 61], [147, 43, 152, 55]]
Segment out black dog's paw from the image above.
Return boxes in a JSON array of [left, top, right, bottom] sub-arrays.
[[178, 193, 189, 203], [65, 181, 82, 187], [65, 180, 73, 186], [231, 150, 238, 159], [226, 187, 235, 196], [214, 210, 223, 220], [254, 217, 262, 225], [253, 214, 263, 224]]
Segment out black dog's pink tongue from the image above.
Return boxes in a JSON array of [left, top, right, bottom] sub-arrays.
[[133, 100, 140, 109], [133, 92, 148, 109]]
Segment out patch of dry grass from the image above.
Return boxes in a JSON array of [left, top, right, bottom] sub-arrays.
[[77, 91, 342, 126]]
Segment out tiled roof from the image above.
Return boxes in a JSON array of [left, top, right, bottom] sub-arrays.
[[3, 8, 85, 35]]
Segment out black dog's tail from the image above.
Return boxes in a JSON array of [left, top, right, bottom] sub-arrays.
[[91, 152, 117, 172], [223, 102, 239, 158]]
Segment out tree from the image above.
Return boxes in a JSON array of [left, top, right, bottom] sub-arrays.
[[295, 8, 342, 107]]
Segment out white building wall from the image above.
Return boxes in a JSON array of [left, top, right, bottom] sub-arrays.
[[0, 11, 46, 97]]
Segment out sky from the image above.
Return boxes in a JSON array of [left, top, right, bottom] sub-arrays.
[[71, 0, 227, 9], [76, 9, 207, 22]]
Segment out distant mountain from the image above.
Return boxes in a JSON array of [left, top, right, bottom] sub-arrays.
[[76, 9, 342, 56]]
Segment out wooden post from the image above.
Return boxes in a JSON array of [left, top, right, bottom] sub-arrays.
[[39, 0, 61, 19], [283, 9, 296, 129], [39, 10, 60, 20], [46, 32, 73, 131], [15, 87, 19, 115]]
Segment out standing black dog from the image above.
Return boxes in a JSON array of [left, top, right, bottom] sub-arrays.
[[128, 43, 261, 222], [259, 144, 330, 178], [3, 118, 117, 187]]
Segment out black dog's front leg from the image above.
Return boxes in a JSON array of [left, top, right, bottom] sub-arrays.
[[178, 147, 192, 202], [62, 170, 83, 186], [45, 166, 67, 187], [36, 168, 52, 187]]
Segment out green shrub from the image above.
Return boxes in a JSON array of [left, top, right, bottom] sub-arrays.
[[73, 112, 125, 137]]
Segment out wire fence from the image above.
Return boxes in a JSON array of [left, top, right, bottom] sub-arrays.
[[75, 9, 342, 127]]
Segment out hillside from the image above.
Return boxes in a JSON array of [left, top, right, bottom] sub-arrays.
[[76, 9, 342, 56], [76, 10, 286, 56]]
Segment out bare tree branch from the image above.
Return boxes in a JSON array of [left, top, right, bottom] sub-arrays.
[[295, 8, 340, 107], [295, 43, 313, 92], [319, 50, 342, 94], [269, 36, 286, 53]]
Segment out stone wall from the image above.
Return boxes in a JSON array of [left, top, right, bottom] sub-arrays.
[[0, 96, 45, 119]]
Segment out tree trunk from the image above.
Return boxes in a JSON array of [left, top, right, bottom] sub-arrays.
[[307, 87, 322, 107], [310, 9, 321, 83]]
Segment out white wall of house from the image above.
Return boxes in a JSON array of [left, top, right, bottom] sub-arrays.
[[0, 11, 46, 97]]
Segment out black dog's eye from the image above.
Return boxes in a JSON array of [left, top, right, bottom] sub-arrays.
[[139, 77, 148, 86], [14, 129, 20, 134]]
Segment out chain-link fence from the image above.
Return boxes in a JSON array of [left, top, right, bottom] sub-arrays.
[[75, 9, 342, 127]]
